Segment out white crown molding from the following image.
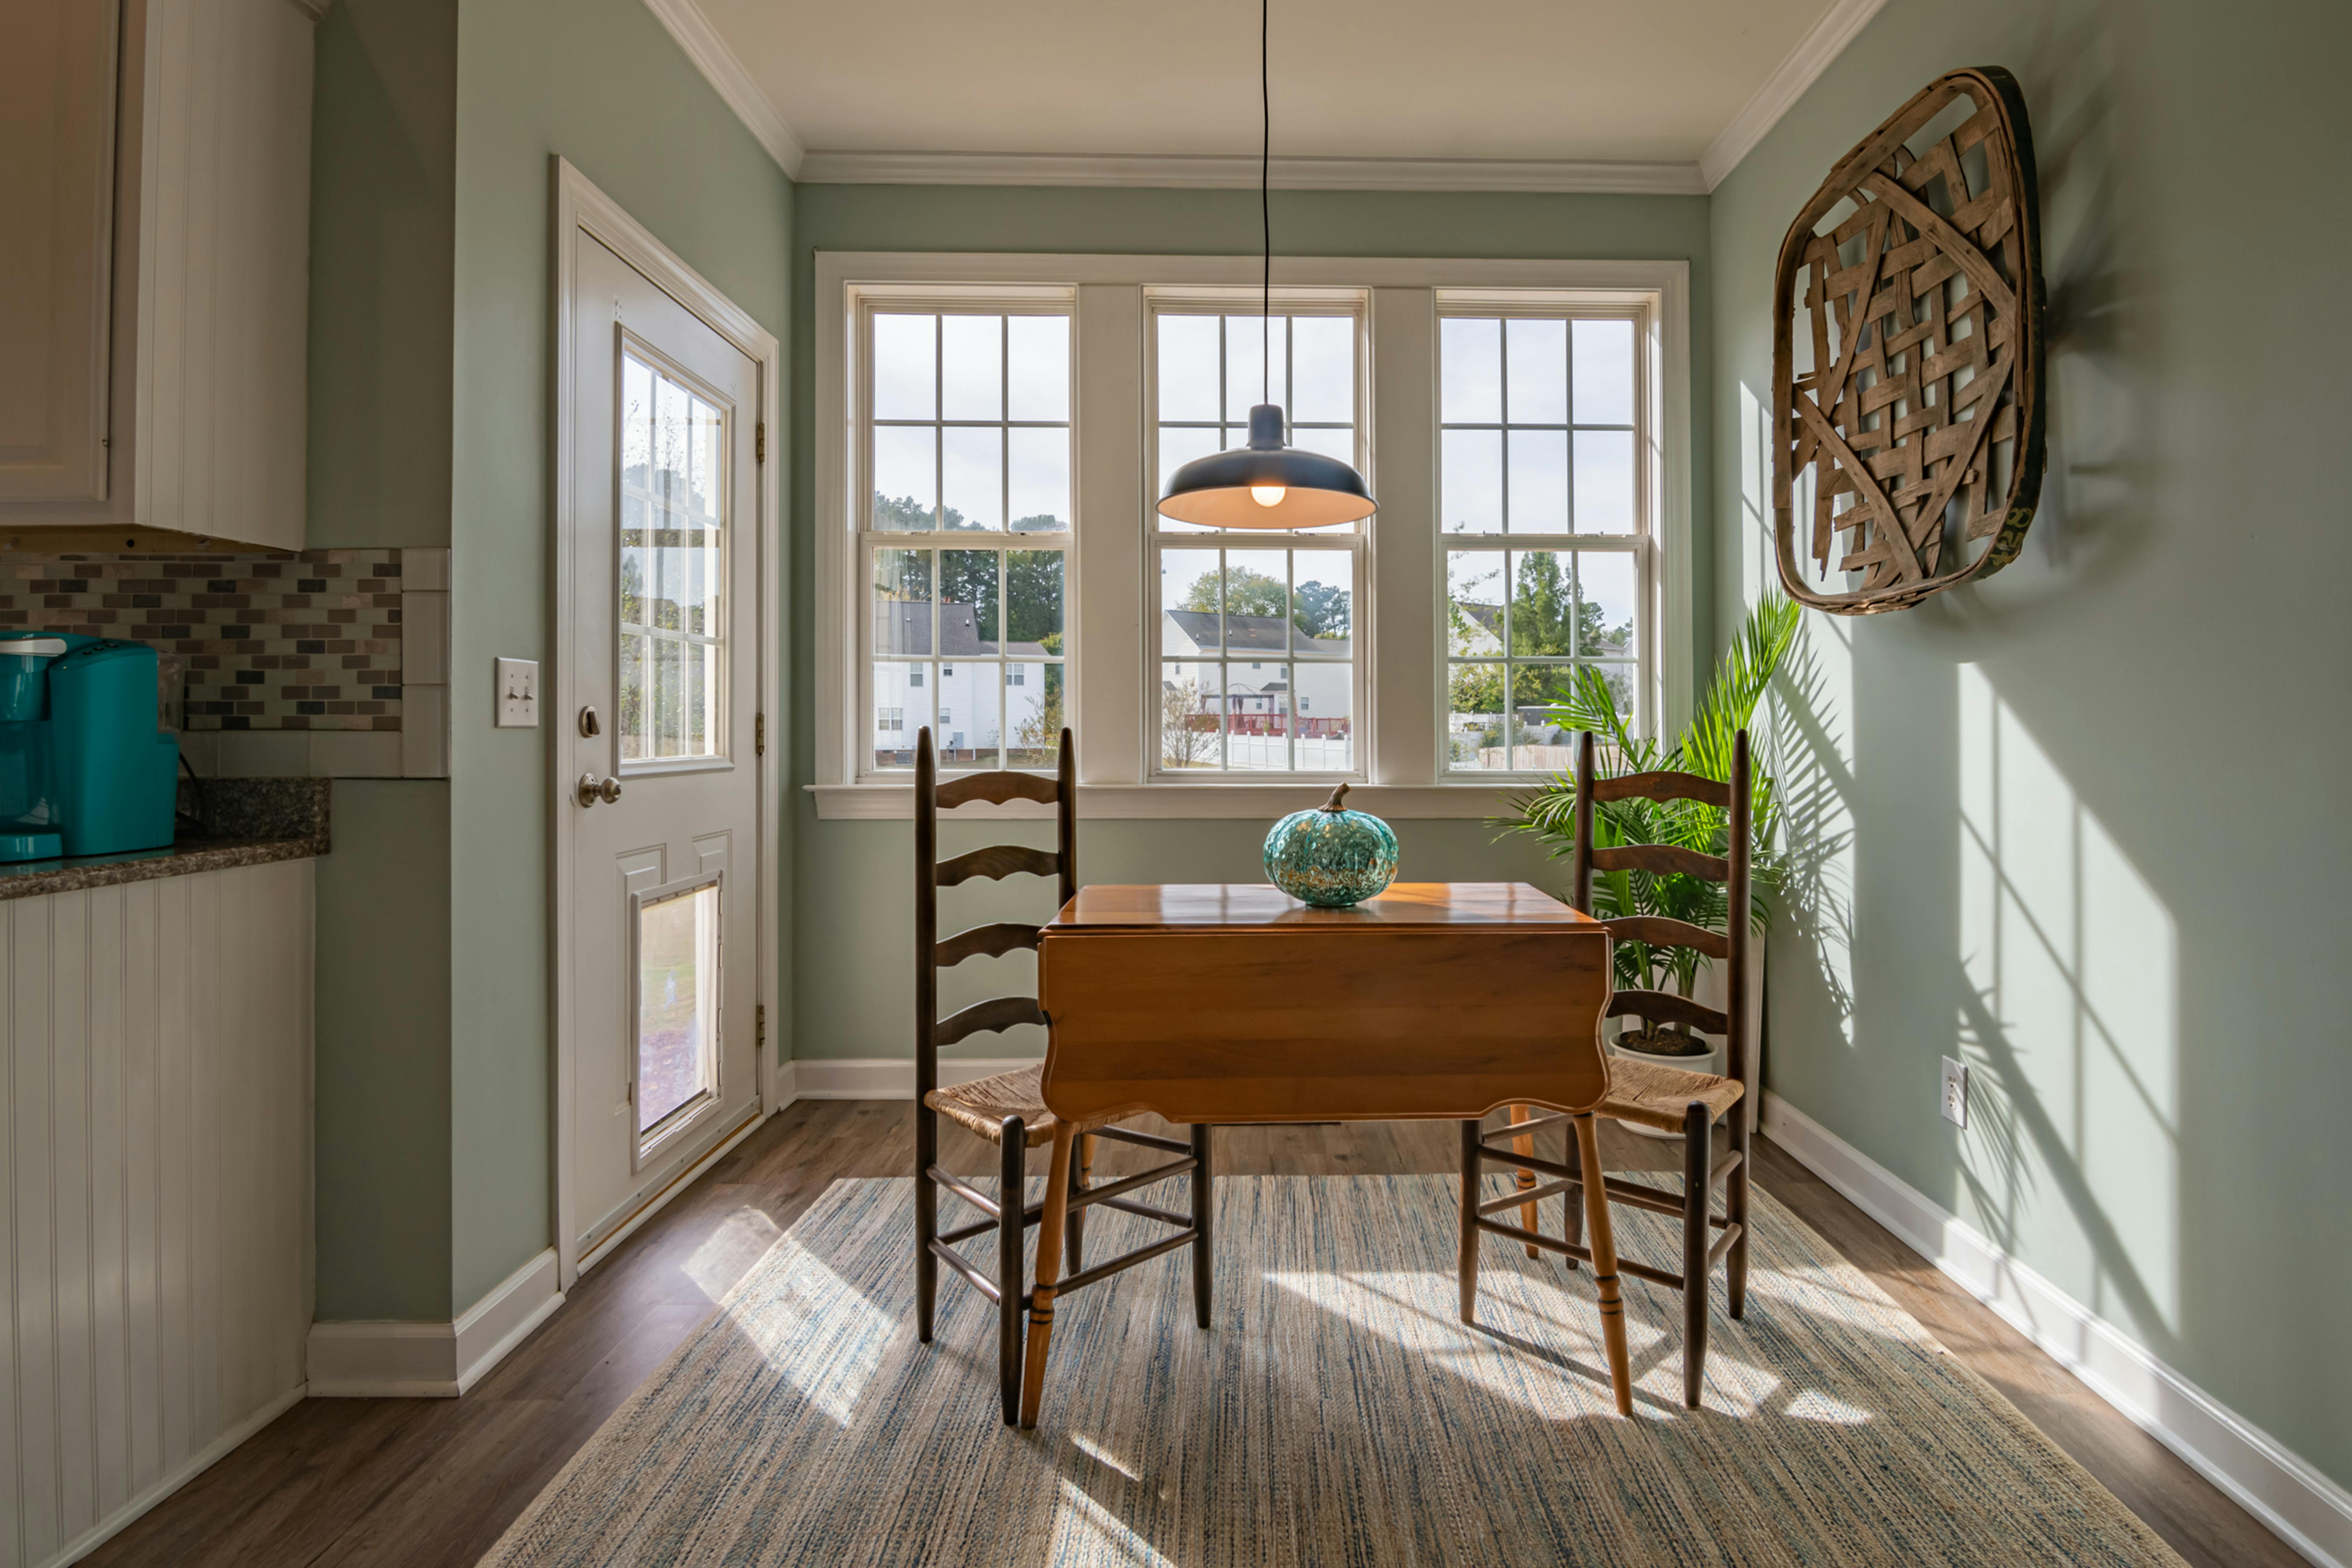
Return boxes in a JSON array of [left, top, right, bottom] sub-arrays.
[[1699, 0, 1890, 190], [1762, 1093, 2352, 1568], [639, 0, 805, 178], [795, 149, 1706, 196]]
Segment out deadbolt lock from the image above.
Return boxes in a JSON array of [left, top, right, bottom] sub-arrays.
[[579, 705, 601, 737]]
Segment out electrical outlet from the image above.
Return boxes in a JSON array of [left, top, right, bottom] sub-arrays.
[[495, 658, 540, 728], [1940, 1056, 1969, 1129]]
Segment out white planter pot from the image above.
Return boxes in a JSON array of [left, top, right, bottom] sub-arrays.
[[1607, 927, 1766, 1138]]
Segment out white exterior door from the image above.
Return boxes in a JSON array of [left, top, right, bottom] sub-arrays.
[[566, 232, 762, 1266]]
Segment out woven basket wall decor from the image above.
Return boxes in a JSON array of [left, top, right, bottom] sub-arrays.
[[1771, 67, 2047, 614]]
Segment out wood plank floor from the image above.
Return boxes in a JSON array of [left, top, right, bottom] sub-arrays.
[[86, 1102, 2299, 1568]]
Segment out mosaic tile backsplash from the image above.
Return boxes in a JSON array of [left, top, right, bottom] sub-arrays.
[[0, 550, 403, 731]]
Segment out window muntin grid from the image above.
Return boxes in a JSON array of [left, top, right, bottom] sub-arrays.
[[1148, 304, 1365, 776], [619, 348, 727, 765], [861, 307, 1070, 773], [1439, 309, 1650, 775]]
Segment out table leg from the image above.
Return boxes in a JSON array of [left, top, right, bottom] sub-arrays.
[[1574, 1112, 1634, 1417], [1019, 1122, 1077, 1429], [1510, 1104, 1541, 1257]]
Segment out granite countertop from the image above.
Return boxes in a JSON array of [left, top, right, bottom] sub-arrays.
[[0, 777, 330, 902]]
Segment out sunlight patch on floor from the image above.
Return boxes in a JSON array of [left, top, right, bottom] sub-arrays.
[[1783, 1389, 1875, 1425], [1051, 1475, 1176, 1566], [685, 1205, 784, 1303], [724, 1234, 890, 1426]]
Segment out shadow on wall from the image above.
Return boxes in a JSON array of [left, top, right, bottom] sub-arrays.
[[1731, 11, 2189, 1361]]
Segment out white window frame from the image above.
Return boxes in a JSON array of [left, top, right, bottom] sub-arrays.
[[1433, 294, 1661, 777], [1145, 285, 1370, 782], [851, 285, 1076, 780], [813, 253, 1690, 819]]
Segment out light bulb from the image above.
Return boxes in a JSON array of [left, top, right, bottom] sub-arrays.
[[1250, 485, 1287, 508]]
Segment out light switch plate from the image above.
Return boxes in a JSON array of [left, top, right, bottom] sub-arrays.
[[495, 658, 540, 728], [1940, 1056, 1969, 1128]]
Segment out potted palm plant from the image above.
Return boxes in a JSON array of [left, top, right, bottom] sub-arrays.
[[1499, 596, 1798, 1126]]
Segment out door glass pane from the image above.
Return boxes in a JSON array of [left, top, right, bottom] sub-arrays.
[[637, 881, 720, 1137], [619, 348, 726, 763]]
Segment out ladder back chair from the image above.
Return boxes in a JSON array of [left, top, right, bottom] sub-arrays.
[[913, 726, 1212, 1426], [1474, 728, 1754, 1410]]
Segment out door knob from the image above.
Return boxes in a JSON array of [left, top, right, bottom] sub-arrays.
[[576, 773, 623, 807]]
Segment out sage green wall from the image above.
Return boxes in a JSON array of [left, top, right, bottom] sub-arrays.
[[307, 0, 458, 551], [448, 0, 793, 1307], [313, 782, 452, 1320], [790, 187, 1712, 1060], [1711, 0, 2352, 1489], [306, 0, 458, 1321]]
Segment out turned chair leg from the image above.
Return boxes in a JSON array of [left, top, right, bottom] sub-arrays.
[[1457, 1119, 1483, 1321], [1728, 1101, 1752, 1320], [996, 1116, 1027, 1426], [1508, 1105, 1543, 1258], [916, 1104, 938, 1344], [1067, 1131, 1094, 1275], [1190, 1122, 1214, 1329], [1682, 1101, 1713, 1409], [1561, 1107, 1585, 1271], [1019, 1123, 1078, 1428], [1575, 1112, 1634, 1417]]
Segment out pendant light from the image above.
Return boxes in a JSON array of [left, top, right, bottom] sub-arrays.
[[1154, 0, 1376, 530]]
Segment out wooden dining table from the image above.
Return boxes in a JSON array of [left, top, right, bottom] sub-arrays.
[[1018, 880, 1629, 1425]]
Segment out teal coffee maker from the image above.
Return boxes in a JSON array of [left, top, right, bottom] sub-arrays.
[[0, 633, 181, 862]]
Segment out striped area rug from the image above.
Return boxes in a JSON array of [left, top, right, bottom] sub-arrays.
[[482, 1175, 2183, 1566]]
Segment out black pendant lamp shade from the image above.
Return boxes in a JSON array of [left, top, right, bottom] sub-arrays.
[[1157, 404, 1376, 529], [1154, 0, 1374, 531]]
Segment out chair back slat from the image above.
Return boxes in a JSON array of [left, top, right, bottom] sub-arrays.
[[916, 727, 1076, 1082], [1590, 844, 1730, 881], [937, 996, 1049, 1048], [936, 771, 1062, 810], [936, 921, 1042, 969], [938, 844, 1062, 887], [1569, 727, 1756, 1101], [1606, 988, 1730, 1036], [1601, 915, 1730, 960], [1592, 770, 1732, 808]]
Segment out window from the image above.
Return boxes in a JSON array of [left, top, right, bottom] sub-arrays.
[[818, 258, 1685, 813], [619, 349, 728, 763], [864, 304, 1071, 771], [1151, 300, 1363, 775], [1439, 310, 1649, 774]]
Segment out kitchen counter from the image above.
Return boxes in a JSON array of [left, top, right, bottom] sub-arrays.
[[0, 775, 329, 901]]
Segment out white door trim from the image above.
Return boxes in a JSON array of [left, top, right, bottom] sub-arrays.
[[549, 156, 783, 1292]]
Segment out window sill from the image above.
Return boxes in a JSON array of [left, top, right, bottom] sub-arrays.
[[804, 781, 1536, 821]]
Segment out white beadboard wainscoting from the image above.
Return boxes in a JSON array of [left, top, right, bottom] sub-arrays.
[[2, 859, 315, 1568]]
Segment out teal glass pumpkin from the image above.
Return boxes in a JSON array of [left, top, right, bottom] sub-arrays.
[[1263, 784, 1399, 908]]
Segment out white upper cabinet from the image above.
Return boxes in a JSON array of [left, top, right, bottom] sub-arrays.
[[0, 0, 318, 551]]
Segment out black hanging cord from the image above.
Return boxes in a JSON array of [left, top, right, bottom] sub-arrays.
[[1261, 0, 1270, 405]]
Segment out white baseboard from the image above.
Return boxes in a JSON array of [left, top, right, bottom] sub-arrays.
[[40, 1380, 307, 1568], [1762, 1092, 2352, 1568], [788, 1055, 1040, 1100], [306, 1247, 564, 1398]]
